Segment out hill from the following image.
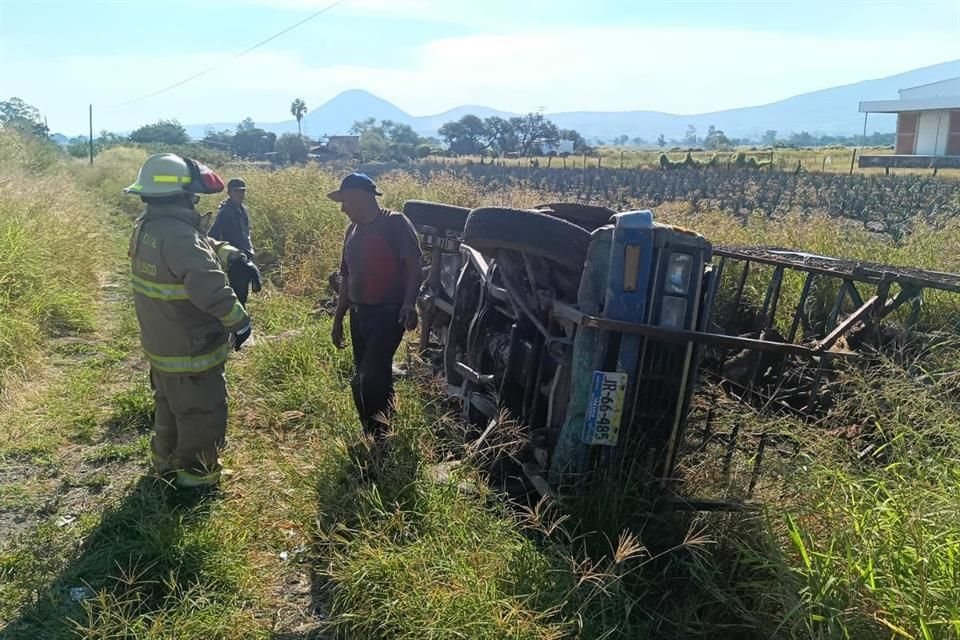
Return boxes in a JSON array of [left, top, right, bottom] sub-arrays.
[[184, 59, 959, 141]]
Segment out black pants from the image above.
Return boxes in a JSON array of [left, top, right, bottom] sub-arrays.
[[227, 260, 252, 306], [349, 305, 404, 439]]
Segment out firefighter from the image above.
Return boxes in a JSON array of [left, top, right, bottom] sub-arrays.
[[329, 173, 423, 440], [125, 153, 258, 488], [209, 177, 261, 305]]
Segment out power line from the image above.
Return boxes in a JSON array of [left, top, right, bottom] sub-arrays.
[[110, 0, 347, 108]]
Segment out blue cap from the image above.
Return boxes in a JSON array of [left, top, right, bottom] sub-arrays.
[[327, 173, 382, 201]]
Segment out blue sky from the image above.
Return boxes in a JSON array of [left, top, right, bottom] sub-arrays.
[[1, 0, 958, 135]]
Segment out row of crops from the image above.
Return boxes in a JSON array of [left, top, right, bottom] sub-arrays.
[[406, 164, 960, 239]]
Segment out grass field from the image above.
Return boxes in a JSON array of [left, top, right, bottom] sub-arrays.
[[1, 131, 960, 638]]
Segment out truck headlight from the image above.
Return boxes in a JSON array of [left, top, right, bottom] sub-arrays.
[[664, 253, 692, 294], [659, 296, 687, 329]]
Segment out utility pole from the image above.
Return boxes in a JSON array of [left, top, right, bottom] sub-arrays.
[[88, 104, 94, 165]]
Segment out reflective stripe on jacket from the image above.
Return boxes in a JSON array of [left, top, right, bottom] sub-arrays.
[[129, 203, 249, 374]]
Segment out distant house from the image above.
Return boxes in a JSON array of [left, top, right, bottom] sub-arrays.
[[308, 135, 360, 158], [858, 77, 960, 168]]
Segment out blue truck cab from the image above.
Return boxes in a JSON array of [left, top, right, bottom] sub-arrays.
[[552, 210, 713, 483]]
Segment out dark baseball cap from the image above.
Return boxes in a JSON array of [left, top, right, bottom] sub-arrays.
[[327, 173, 382, 202], [227, 178, 246, 191]]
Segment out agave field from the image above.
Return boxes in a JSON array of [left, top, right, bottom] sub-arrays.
[[399, 164, 960, 239]]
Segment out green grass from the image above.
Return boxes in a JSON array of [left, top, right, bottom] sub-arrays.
[[2, 140, 960, 638]]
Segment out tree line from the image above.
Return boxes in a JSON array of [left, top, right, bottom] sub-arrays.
[[1, 96, 896, 168]]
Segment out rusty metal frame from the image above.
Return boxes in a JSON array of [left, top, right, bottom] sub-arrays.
[[692, 246, 960, 499]]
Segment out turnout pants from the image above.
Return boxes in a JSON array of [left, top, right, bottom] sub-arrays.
[[150, 366, 228, 486], [349, 305, 405, 439], [227, 259, 253, 306]]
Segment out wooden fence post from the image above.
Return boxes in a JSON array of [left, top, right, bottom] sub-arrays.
[[849, 148, 857, 175]]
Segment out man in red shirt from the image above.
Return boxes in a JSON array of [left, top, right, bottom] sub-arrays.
[[329, 173, 423, 440]]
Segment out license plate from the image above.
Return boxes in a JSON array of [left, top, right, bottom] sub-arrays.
[[582, 371, 628, 446]]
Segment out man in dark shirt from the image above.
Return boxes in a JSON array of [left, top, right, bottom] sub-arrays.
[[329, 173, 423, 440], [209, 178, 260, 305]]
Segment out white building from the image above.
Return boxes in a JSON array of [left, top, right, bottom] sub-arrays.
[[858, 77, 960, 168]]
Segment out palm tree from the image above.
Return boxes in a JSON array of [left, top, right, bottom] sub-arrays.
[[290, 98, 307, 138]]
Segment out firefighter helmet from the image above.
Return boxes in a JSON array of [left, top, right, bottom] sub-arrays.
[[124, 153, 225, 197]]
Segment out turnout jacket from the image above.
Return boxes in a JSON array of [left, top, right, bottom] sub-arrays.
[[128, 203, 249, 374]]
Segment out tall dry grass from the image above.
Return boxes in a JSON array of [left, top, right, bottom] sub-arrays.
[[0, 131, 110, 388]]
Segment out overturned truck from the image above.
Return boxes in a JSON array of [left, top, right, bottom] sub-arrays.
[[404, 200, 960, 501]]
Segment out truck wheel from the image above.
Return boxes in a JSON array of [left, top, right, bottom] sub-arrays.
[[403, 200, 471, 233], [462, 207, 591, 271], [535, 203, 617, 231]]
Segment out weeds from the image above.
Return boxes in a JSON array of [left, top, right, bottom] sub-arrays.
[[1, 137, 959, 638]]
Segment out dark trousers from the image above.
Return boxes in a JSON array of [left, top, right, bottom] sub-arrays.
[[349, 305, 404, 439], [227, 260, 252, 306]]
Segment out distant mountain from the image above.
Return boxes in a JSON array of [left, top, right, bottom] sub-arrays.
[[184, 60, 960, 141]]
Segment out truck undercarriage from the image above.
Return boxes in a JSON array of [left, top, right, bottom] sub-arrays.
[[405, 200, 960, 507]]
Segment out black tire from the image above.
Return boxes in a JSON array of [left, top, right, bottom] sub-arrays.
[[535, 202, 616, 231], [403, 200, 471, 233], [462, 207, 591, 271]]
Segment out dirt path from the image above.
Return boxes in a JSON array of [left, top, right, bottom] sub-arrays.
[[0, 258, 151, 627]]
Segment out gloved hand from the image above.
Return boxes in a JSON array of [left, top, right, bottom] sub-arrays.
[[232, 321, 252, 351], [233, 253, 262, 293]]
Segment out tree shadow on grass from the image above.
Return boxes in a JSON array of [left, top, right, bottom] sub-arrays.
[[1, 476, 222, 639]]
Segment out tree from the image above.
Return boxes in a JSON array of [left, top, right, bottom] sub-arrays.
[[237, 117, 257, 134], [483, 116, 518, 155], [438, 115, 491, 155], [349, 117, 377, 135], [290, 98, 307, 137], [788, 131, 817, 147], [511, 112, 560, 156], [129, 119, 189, 145], [703, 125, 731, 150], [761, 130, 778, 146], [358, 128, 388, 160], [631, 137, 647, 146], [613, 134, 630, 146], [97, 130, 127, 148], [558, 128, 590, 153], [0, 97, 49, 137], [657, 134, 666, 148], [66, 136, 90, 158], [684, 125, 697, 146], [203, 127, 234, 150], [276, 133, 308, 164], [231, 122, 276, 159], [350, 118, 427, 161], [381, 120, 421, 146]]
